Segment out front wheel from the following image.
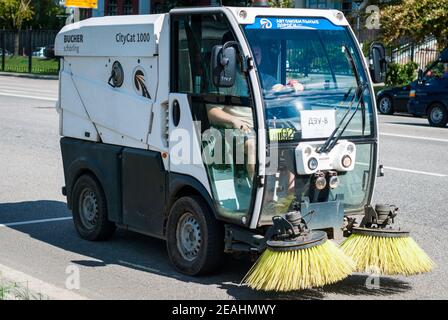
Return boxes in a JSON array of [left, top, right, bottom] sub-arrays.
[[166, 196, 224, 276], [428, 104, 448, 127], [72, 174, 116, 241], [378, 95, 394, 115]]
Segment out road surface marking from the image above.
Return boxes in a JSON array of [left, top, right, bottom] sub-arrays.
[[384, 166, 447, 177], [381, 132, 448, 143], [0, 262, 87, 300], [0, 84, 57, 94], [356, 162, 446, 177], [0, 217, 72, 228], [0, 92, 57, 102]]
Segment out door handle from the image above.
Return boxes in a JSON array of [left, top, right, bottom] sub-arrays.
[[172, 100, 181, 127]]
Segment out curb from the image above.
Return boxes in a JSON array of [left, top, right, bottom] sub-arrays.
[[0, 71, 58, 80], [0, 263, 87, 300]]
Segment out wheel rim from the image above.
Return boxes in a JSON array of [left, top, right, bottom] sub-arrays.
[[430, 106, 444, 123], [379, 97, 391, 113], [78, 188, 99, 230], [176, 212, 202, 262]]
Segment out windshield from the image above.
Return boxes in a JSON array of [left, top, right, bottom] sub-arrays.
[[242, 17, 376, 224], [243, 17, 374, 142]]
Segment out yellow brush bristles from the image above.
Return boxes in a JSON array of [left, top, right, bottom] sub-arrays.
[[242, 240, 355, 292], [340, 234, 434, 276]]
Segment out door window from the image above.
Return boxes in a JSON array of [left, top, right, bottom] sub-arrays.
[[171, 13, 257, 222]]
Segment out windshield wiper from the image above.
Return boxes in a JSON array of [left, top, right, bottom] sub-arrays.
[[317, 45, 367, 154]]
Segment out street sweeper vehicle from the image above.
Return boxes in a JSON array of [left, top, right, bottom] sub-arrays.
[[55, 6, 433, 292]]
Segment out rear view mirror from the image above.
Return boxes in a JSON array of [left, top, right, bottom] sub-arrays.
[[211, 43, 237, 88], [369, 42, 387, 83]]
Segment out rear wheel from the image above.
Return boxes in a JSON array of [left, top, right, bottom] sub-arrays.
[[378, 95, 394, 115], [166, 196, 224, 276], [72, 174, 116, 241], [428, 104, 448, 127]]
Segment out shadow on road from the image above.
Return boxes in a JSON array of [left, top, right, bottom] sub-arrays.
[[1, 200, 412, 299]]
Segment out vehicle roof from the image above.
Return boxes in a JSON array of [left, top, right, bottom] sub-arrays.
[[170, 6, 349, 27]]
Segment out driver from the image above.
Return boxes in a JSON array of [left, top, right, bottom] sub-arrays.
[[252, 44, 305, 92], [206, 40, 304, 182]]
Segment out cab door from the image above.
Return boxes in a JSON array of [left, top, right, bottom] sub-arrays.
[[169, 11, 260, 226]]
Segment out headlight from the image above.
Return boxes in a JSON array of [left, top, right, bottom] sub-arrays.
[[315, 172, 327, 190], [346, 144, 355, 154], [328, 172, 339, 189], [341, 155, 352, 168], [308, 157, 319, 171]]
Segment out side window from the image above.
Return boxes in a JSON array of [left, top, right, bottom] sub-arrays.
[[171, 13, 256, 222], [174, 13, 250, 97]]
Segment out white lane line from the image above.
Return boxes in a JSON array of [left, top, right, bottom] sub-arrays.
[[384, 166, 447, 177], [0, 87, 57, 95], [0, 217, 72, 228], [381, 132, 448, 143], [356, 162, 446, 177], [0, 85, 57, 94], [0, 92, 57, 102], [0, 89, 57, 97]]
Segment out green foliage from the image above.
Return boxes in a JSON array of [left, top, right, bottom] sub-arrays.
[[30, 0, 64, 30], [2, 56, 59, 75], [386, 61, 418, 86], [269, 0, 294, 7], [0, 0, 34, 30], [381, 0, 448, 50]]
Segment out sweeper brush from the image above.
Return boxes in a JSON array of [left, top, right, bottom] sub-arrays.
[[341, 204, 434, 276], [242, 211, 355, 291]]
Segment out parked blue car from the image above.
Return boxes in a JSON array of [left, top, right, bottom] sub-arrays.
[[377, 48, 448, 116], [408, 85, 448, 127]]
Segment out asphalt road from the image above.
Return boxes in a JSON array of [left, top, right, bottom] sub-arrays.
[[0, 76, 447, 300]]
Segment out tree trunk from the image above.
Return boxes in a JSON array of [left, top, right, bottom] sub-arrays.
[[14, 31, 20, 56]]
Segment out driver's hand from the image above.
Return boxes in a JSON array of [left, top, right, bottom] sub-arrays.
[[287, 79, 304, 92], [231, 118, 252, 134], [270, 81, 304, 93], [271, 84, 285, 92]]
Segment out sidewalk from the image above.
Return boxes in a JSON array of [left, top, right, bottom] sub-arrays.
[[0, 262, 86, 300], [0, 71, 58, 80]]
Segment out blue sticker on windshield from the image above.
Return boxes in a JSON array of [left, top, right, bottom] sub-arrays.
[[245, 17, 344, 30]]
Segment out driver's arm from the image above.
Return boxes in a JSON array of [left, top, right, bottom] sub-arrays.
[[207, 106, 236, 128]]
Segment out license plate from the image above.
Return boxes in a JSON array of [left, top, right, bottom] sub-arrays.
[[300, 110, 336, 139]]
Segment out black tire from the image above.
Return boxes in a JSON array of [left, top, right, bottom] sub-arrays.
[[166, 196, 224, 276], [377, 95, 394, 115], [72, 174, 116, 241], [428, 104, 448, 127]]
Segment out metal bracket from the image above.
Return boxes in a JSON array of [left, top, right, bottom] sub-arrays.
[[360, 203, 399, 228], [224, 224, 266, 253]]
